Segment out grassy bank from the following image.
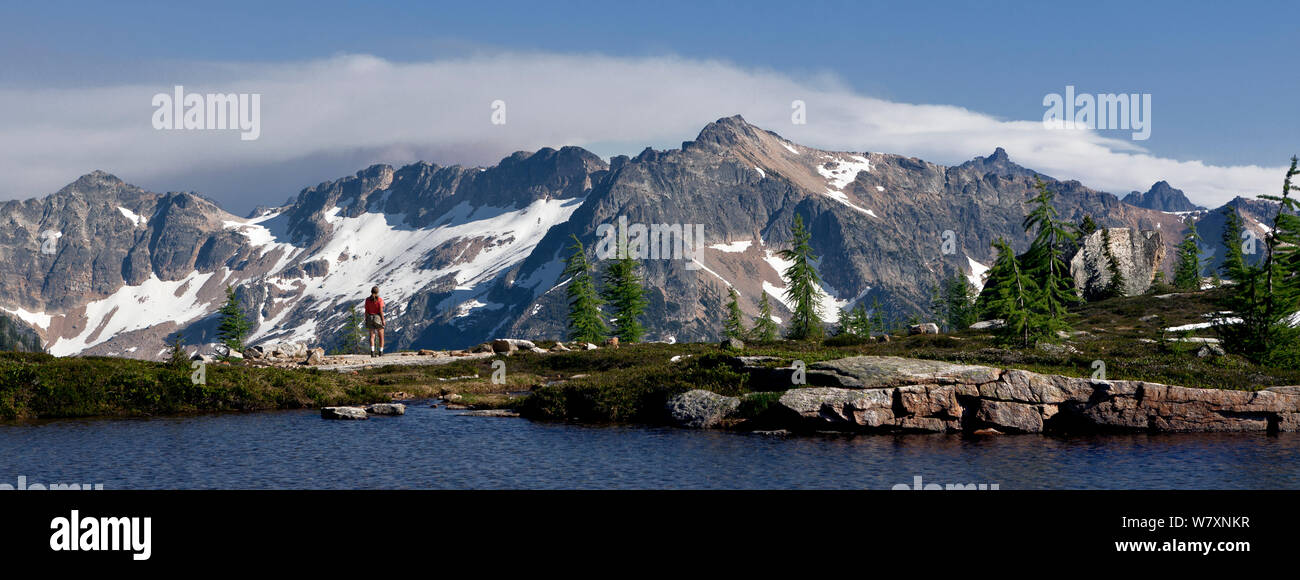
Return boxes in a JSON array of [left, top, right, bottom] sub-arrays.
[[4, 288, 1297, 423]]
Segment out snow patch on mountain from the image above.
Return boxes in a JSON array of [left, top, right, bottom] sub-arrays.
[[761, 250, 848, 323], [817, 155, 871, 190], [453, 299, 501, 318], [117, 206, 147, 227], [967, 256, 990, 292], [2, 306, 51, 331], [815, 155, 876, 216], [49, 271, 217, 356], [709, 240, 752, 253]]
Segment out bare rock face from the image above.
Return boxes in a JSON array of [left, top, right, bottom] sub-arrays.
[[767, 356, 1300, 434], [1070, 228, 1164, 297]]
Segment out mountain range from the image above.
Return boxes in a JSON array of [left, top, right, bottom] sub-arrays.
[[0, 116, 1280, 358]]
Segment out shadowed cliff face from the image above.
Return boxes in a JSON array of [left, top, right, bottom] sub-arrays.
[[0, 116, 1270, 356]]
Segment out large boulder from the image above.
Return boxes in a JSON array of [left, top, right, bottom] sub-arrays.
[[306, 347, 325, 365], [1070, 228, 1164, 298], [908, 323, 940, 335], [269, 342, 309, 360], [666, 389, 740, 428], [491, 339, 517, 354]]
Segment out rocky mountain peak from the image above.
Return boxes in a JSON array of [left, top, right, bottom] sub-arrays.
[[690, 115, 770, 151], [955, 147, 1035, 178], [54, 170, 139, 200], [1122, 181, 1203, 212]]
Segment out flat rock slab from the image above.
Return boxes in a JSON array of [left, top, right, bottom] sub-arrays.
[[768, 355, 1300, 434], [321, 407, 368, 420], [808, 356, 1002, 389], [312, 351, 493, 372]]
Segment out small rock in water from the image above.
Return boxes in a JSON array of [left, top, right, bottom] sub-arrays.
[[443, 393, 463, 402], [366, 403, 406, 416], [321, 407, 368, 420]]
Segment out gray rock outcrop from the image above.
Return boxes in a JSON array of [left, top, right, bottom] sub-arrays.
[[666, 389, 741, 428], [760, 356, 1300, 434], [365, 403, 406, 416], [1070, 228, 1164, 297], [321, 406, 368, 420]]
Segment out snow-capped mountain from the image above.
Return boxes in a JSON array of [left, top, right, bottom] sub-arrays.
[[0, 116, 1279, 357]]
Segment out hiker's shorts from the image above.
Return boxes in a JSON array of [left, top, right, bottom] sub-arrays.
[[365, 314, 384, 329]]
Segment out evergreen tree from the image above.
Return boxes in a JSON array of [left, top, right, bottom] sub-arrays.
[[1101, 228, 1127, 299], [563, 234, 607, 343], [339, 306, 365, 354], [165, 333, 189, 369], [975, 245, 1015, 318], [869, 296, 887, 335], [779, 215, 824, 340], [750, 293, 780, 342], [722, 287, 746, 340], [602, 239, 649, 343], [986, 238, 1042, 347], [1220, 207, 1248, 281], [851, 304, 872, 336], [1022, 178, 1079, 335], [936, 272, 977, 331], [1173, 219, 1205, 290], [834, 305, 852, 336], [1079, 214, 1099, 237], [1218, 157, 1300, 365], [216, 286, 250, 352]]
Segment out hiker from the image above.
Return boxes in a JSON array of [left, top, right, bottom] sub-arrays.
[[364, 286, 385, 357]]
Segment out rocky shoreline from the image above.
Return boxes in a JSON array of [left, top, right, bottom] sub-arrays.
[[667, 356, 1300, 434]]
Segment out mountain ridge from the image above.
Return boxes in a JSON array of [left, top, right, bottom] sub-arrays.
[[0, 116, 1275, 357]]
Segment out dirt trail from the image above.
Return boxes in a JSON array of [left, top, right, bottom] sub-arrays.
[[311, 351, 494, 372]]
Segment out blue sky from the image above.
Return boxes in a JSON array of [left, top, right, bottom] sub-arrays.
[[0, 0, 1294, 212]]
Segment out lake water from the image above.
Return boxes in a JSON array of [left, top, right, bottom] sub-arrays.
[[2, 403, 1298, 489]]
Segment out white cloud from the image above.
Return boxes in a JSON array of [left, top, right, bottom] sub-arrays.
[[0, 52, 1285, 212]]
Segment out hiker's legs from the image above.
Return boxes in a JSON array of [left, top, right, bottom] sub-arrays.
[[368, 328, 377, 353], [377, 329, 385, 353]]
